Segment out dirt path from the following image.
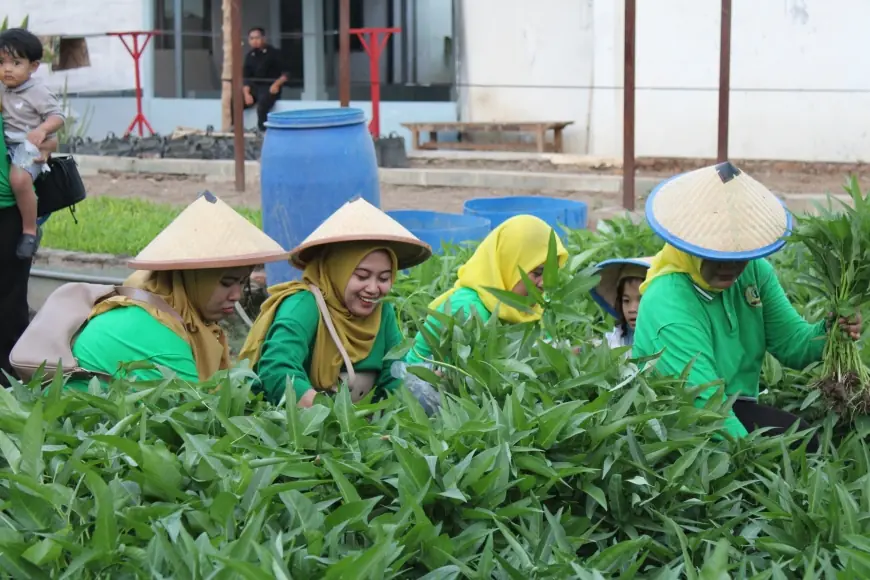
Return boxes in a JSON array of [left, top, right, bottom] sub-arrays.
[[410, 157, 864, 195], [80, 172, 617, 214]]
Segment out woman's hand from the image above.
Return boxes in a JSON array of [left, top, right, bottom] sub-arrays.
[[829, 312, 863, 341], [297, 388, 318, 408]]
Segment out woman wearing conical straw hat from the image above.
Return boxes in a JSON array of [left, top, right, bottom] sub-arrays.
[[403, 215, 569, 367], [239, 197, 435, 409], [590, 256, 653, 348], [633, 162, 862, 451], [69, 192, 290, 386]]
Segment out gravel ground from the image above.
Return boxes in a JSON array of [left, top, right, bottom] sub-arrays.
[[80, 172, 618, 215]]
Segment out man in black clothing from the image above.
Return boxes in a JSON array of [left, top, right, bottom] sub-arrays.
[[242, 27, 289, 131]]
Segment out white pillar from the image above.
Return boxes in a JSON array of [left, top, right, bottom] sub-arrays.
[[142, 0, 156, 99], [302, 0, 326, 100]]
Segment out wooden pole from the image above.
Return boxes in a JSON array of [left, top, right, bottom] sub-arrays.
[[622, 0, 636, 211], [230, 0, 245, 191], [339, 0, 351, 106], [220, 0, 232, 131], [717, 0, 732, 163]]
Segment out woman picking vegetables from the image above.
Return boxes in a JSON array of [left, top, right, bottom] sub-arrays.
[[633, 162, 861, 451], [590, 256, 652, 348], [71, 192, 290, 386], [404, 214, 569, 366], [240, 198, 434, 408]]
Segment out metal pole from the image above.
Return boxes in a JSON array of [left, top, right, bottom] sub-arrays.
[[411, 0, 418, 84], [622, 0, 636, 211], [400, 0, 409, 83], [339, 0, 351, 106], [173, 0, 184, 98], [717, 0, 732, 163], [230, 0, 245, 192]]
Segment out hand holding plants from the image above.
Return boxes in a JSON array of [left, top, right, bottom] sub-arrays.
[[828, 312, 863, 340]]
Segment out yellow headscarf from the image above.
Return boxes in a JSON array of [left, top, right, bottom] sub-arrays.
[[90, 269, 231, 381], [639, 244, 718, 294], [239, 242, 398, 390], [430, 215, 569, 323]]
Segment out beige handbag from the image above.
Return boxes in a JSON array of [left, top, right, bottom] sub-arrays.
[[10, 283, 184, 383], [308, 284, 377, 402]]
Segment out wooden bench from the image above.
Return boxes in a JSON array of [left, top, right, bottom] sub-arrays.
[[401, 121, 574, 154]]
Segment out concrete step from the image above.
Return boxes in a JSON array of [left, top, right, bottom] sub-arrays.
[[73, 154, 659, 195]]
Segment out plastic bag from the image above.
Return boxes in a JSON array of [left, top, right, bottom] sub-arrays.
[[390, 361, 442, 416], [6, 133, 51, 174]]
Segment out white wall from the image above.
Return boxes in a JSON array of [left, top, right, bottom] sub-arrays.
[[459, 0, 870, 163], [456, 0, 594, 154], [4, 0, 144, 93]]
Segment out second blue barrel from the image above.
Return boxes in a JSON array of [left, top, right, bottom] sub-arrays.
[[463, 196, 589, 232], [260, 108, 380, 283], [386, 210, 491, 253]]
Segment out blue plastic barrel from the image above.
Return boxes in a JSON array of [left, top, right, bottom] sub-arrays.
[[463, 196, 588, 232], [386, 210, 491, 253], [260, 108, 380, 283]]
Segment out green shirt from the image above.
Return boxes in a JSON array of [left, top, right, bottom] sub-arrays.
[[405, 287, 492, 365], [69, 306, 198, 389], [0, 116, 14, 209], [633, 258, 826, 438], [255, 290, 403, 403]]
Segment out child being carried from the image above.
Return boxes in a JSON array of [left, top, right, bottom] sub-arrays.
[[0, 28, 65, 259]]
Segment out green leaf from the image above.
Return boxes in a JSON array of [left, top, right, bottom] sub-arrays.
[[392, 440, 432, 493], [480, 286, 536, 313], [582, 483, 608, 510], [543, 229, 561, 291], [21, 538, 63, 567], [84, 469, 118, 554], [20, 399, 45, 480], [322, 456, 362, 503]]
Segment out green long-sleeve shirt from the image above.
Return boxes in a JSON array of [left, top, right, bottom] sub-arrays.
[[0, 117, 15, 209], [254, 290, 403, 403], [70, 306, 199, 389], [633, 258, 826, 438], [404, 287, 492, 365]]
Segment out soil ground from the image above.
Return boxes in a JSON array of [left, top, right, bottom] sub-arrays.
[[80, 156, 857, 215], [410, 157, 865, 195]]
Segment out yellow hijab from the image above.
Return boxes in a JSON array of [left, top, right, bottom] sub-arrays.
[[91, 269, 231, 381], [430, 215, 569, 323], [639, 244, 718, 294], [239, 242, 397, 390]]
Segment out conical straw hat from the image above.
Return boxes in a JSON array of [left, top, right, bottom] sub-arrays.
[[591, 257, 653, 318], [646, 162, 791, 260], [290, 197, 432, 269], [128, 191, 290, 270]]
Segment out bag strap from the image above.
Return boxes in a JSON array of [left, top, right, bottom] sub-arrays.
[[114, 286, 185, 328], [308, 284, 356, 386]]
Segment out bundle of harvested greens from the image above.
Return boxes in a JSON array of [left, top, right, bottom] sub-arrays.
[[789, 176, 870, 416]]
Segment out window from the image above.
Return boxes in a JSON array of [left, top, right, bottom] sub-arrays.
[[331, 0, 365, 52]]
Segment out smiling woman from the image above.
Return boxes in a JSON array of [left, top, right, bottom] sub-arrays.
[[239, 197, 433, 408]]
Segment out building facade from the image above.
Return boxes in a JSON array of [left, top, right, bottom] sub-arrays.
[[5, 0, 869, 162], [4, 0, 456, 141], [457, 0, 870, 162]]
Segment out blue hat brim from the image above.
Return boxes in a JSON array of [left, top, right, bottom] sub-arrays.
[[590, 257, 652, 319], [645, 174, 793, 262]]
